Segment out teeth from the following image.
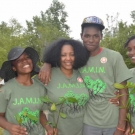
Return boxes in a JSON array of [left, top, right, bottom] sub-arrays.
[[65, 63, 72, 65], [23, 65, 30, 68]]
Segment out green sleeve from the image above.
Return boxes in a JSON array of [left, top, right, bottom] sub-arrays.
[[114, 53, 132, 83], [0, 86, 8, 112]]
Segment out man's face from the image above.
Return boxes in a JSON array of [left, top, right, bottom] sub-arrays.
[[81, 26, 102, 54]]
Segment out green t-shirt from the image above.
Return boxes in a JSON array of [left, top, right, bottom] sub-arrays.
[[128, 68, 135, 129], [79, 47, 132, 128], [0, 78, 47, 135], [34, 67, 89, 135]]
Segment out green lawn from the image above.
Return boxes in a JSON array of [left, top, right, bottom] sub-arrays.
[[0, 127, 3, 135]]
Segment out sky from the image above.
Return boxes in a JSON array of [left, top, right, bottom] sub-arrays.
[[0, 0, 134, 39]]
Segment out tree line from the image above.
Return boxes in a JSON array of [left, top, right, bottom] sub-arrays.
[[0, 0, 135, 68]]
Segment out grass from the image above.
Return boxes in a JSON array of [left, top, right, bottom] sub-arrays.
[[0, 127, 3, 135]]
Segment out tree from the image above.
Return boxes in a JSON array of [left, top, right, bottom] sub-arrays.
[[25, 0, 70, 59], [101, 11, 135, 68], [0, 19, 27, 66]]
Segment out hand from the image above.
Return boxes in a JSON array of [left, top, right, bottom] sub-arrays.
[[109, 91, 120, 106], [124, 124, 135, 135], [38, 63, 51, 85], [8, 124, 27, 135], [46, 126, 58, 135], [113, 129, 124, 135], [53, 128, 58, 135], [45, 125, 54, 135]]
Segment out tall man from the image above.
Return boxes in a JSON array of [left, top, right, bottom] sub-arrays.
[[79, 16, 131, 135]]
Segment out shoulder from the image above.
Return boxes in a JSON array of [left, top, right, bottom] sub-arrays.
[[0, 78, 15, 95], [103, 48, 121, 56], [32, 75, 45, 88], [51, 67, 61, 76], [130, 68, 135, 74], [1, 78, 15, 90], [102, 48, 123, 63]]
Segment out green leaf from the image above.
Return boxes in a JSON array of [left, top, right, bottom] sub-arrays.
[[119, 101, 127, 109], [66, 97, 78, 103], [60, 112, 66, 119], [124, 118, 129, 122], [130, 128, 134, 134], [56, 97, 66, 105], [14, 114, 22, 124], [126, 98, 131, 108], [51, 103, 56, 111], [116, 94, 124, 98], [52, 123, 56, 128], [130, 87, 135, 94], [40, 96, 52, 103], [127, 82, 135, 88], [46, 121, 52, 125], [113, 83, 125, 89], [126, 113, 131, 121], [27, 114, 38, 121]]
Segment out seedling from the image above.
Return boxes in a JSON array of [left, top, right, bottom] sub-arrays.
[[40, 96, 78, 128]]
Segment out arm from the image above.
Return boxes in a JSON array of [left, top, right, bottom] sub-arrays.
[[0, 113, 27, 135], [38, 63, 51, 85], [109, 91, 120, 106], [114, 81, 128, 135], [40, 111, 54, 135]]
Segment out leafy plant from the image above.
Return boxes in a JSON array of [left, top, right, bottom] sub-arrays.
[[40, 96, 78, 128], [113, 82, 135, 134]]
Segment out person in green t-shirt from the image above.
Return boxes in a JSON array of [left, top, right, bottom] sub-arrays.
[[0, 47, 56, 135], [34, 39, 90, 135], [80, 16, 132, 135], [38, 16, 132, 135], [123, 35, 135, 135]]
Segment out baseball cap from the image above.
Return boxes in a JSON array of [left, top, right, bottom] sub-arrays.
[[81, 16, 105, 30]]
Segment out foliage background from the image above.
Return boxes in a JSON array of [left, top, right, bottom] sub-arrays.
[[0, 0, 135, 68]]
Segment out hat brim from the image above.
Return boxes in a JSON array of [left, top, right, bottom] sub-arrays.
[[81, 23, 105, 31], [0, 47, 40, 82]]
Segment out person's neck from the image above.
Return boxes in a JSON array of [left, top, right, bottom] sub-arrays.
[[90, 47, 102, 57], [16, 74, 33, 86], [60, 68, 73, 78]]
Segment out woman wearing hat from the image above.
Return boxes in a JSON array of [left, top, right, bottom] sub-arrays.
[[0, 47, 56, 135]]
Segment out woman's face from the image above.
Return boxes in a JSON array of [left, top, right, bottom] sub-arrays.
[[12, 53, 33, 74], [127, 39, 135, 64], [60, 44, 75, 71]]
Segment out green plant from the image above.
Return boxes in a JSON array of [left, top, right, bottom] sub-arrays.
[[40, 95, 78, 128], [114, 82, 135, 134]]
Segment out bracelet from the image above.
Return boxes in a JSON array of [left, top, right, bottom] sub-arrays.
[[117, 127, 125, 132]]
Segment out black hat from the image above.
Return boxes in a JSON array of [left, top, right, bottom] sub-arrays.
[[81, 16, 105, 30], [0, 47, 40, 82]]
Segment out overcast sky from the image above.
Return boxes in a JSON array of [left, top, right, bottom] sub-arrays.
[[0, 0, 134, 39]]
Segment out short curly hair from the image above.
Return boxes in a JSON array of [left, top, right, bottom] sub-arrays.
[[43, 39, 90, 69]]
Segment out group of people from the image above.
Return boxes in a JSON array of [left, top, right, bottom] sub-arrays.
[[0, 15, 135, 135]]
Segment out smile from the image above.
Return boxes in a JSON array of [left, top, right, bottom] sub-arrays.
[[64, 62, 72, 65], [23, 65, 30, 68]]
